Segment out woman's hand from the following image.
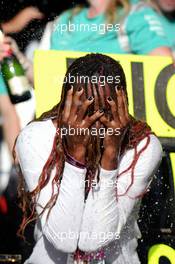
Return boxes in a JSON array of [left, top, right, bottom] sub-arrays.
[[0, 36, 20, 61], [0, 36, 32, 79], [61, 86, 104, 163], [100, 88, 130, 170], [0, 36, 11, 61]]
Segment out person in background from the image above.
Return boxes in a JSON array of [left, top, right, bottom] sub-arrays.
[[151, 0, 175, 56], [0, 8, 42, 182], [0, 4, 45, 191], [0, 74, 20, 223], [0, 5, 44, 149], [130, 0, 175, 56], [0, 6, 42, 155], [50, 0, 172, 55], [0, 7, 44, 254]]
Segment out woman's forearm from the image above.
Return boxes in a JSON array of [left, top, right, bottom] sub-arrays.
[[16, 125, 87, 253], [3, 110, 20, 154], [40, 162, 86, 253], [1, 7, 44, 34], [78, 167, 119, 252], [100, 148, 119, 170], [0, 96, 20, 157]]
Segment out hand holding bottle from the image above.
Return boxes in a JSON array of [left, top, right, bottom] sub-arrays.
[[0, 36, 20, 62], [0, 31, 32, 104]]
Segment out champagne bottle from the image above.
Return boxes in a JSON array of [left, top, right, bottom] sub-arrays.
[[0, 30, 32, 104]]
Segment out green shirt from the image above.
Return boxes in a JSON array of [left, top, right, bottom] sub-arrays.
[[129, 0, 175, 51], [159, 14, 175, 51]]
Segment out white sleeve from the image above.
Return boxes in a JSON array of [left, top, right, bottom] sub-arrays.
[[16, 124, 87, 253], [38, 15, 60, 50], [78, 135, 162, 252], [38, 21, 54, 50]]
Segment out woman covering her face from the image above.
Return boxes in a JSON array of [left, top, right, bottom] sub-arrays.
[[15, 53, 162, 264]]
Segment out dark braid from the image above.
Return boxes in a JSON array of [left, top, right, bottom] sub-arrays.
[[16, 53, 153, 242]]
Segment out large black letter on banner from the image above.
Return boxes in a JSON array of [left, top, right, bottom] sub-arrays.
[[155, 64, 175, 128], [66, 58, 76, 69], [131, 62, 146, 121]]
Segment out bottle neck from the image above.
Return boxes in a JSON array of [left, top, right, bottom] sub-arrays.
[[2, 50, 15, 65]]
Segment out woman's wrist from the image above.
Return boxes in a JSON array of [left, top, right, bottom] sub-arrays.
[[65, 146, 86, 168], [65, 153, 86, 169], [100, 148, 119, 170], [68, 149, 86, 163]]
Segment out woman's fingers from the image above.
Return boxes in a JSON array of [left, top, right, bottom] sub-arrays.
[[107, 96, 119, 122], [122, 90, 130, 120], [76, 96, 94, 122], [116, 89, 127, 125], [99, 115, 110, 127], [93, 83, 100, 111], [84, 109, 104, 127], [68, 87, 84, 121], [118, 89, 130, 126], [62, 86, 73, 122]]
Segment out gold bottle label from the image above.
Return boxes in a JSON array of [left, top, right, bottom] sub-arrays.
[[8, 76, 30, 95]]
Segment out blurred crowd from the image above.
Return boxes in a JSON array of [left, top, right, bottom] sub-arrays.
[[0, 0, 175, 262]]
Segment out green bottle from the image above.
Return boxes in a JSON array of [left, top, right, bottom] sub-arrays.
[[0, 29, 32, 104], [1, 52, 32, 104]]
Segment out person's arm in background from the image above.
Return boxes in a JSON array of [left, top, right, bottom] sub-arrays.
[[127, 4, 174, 59], [0, 85, 20, 157], [1, 6, 44, 34], [0, 96, 20, 156], [149, 46, 173, 56]]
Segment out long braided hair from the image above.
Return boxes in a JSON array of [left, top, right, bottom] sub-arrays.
[[16, 53, 152, 239]]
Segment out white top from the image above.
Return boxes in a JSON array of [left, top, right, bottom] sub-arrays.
[[15, 119, 162, 264]]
